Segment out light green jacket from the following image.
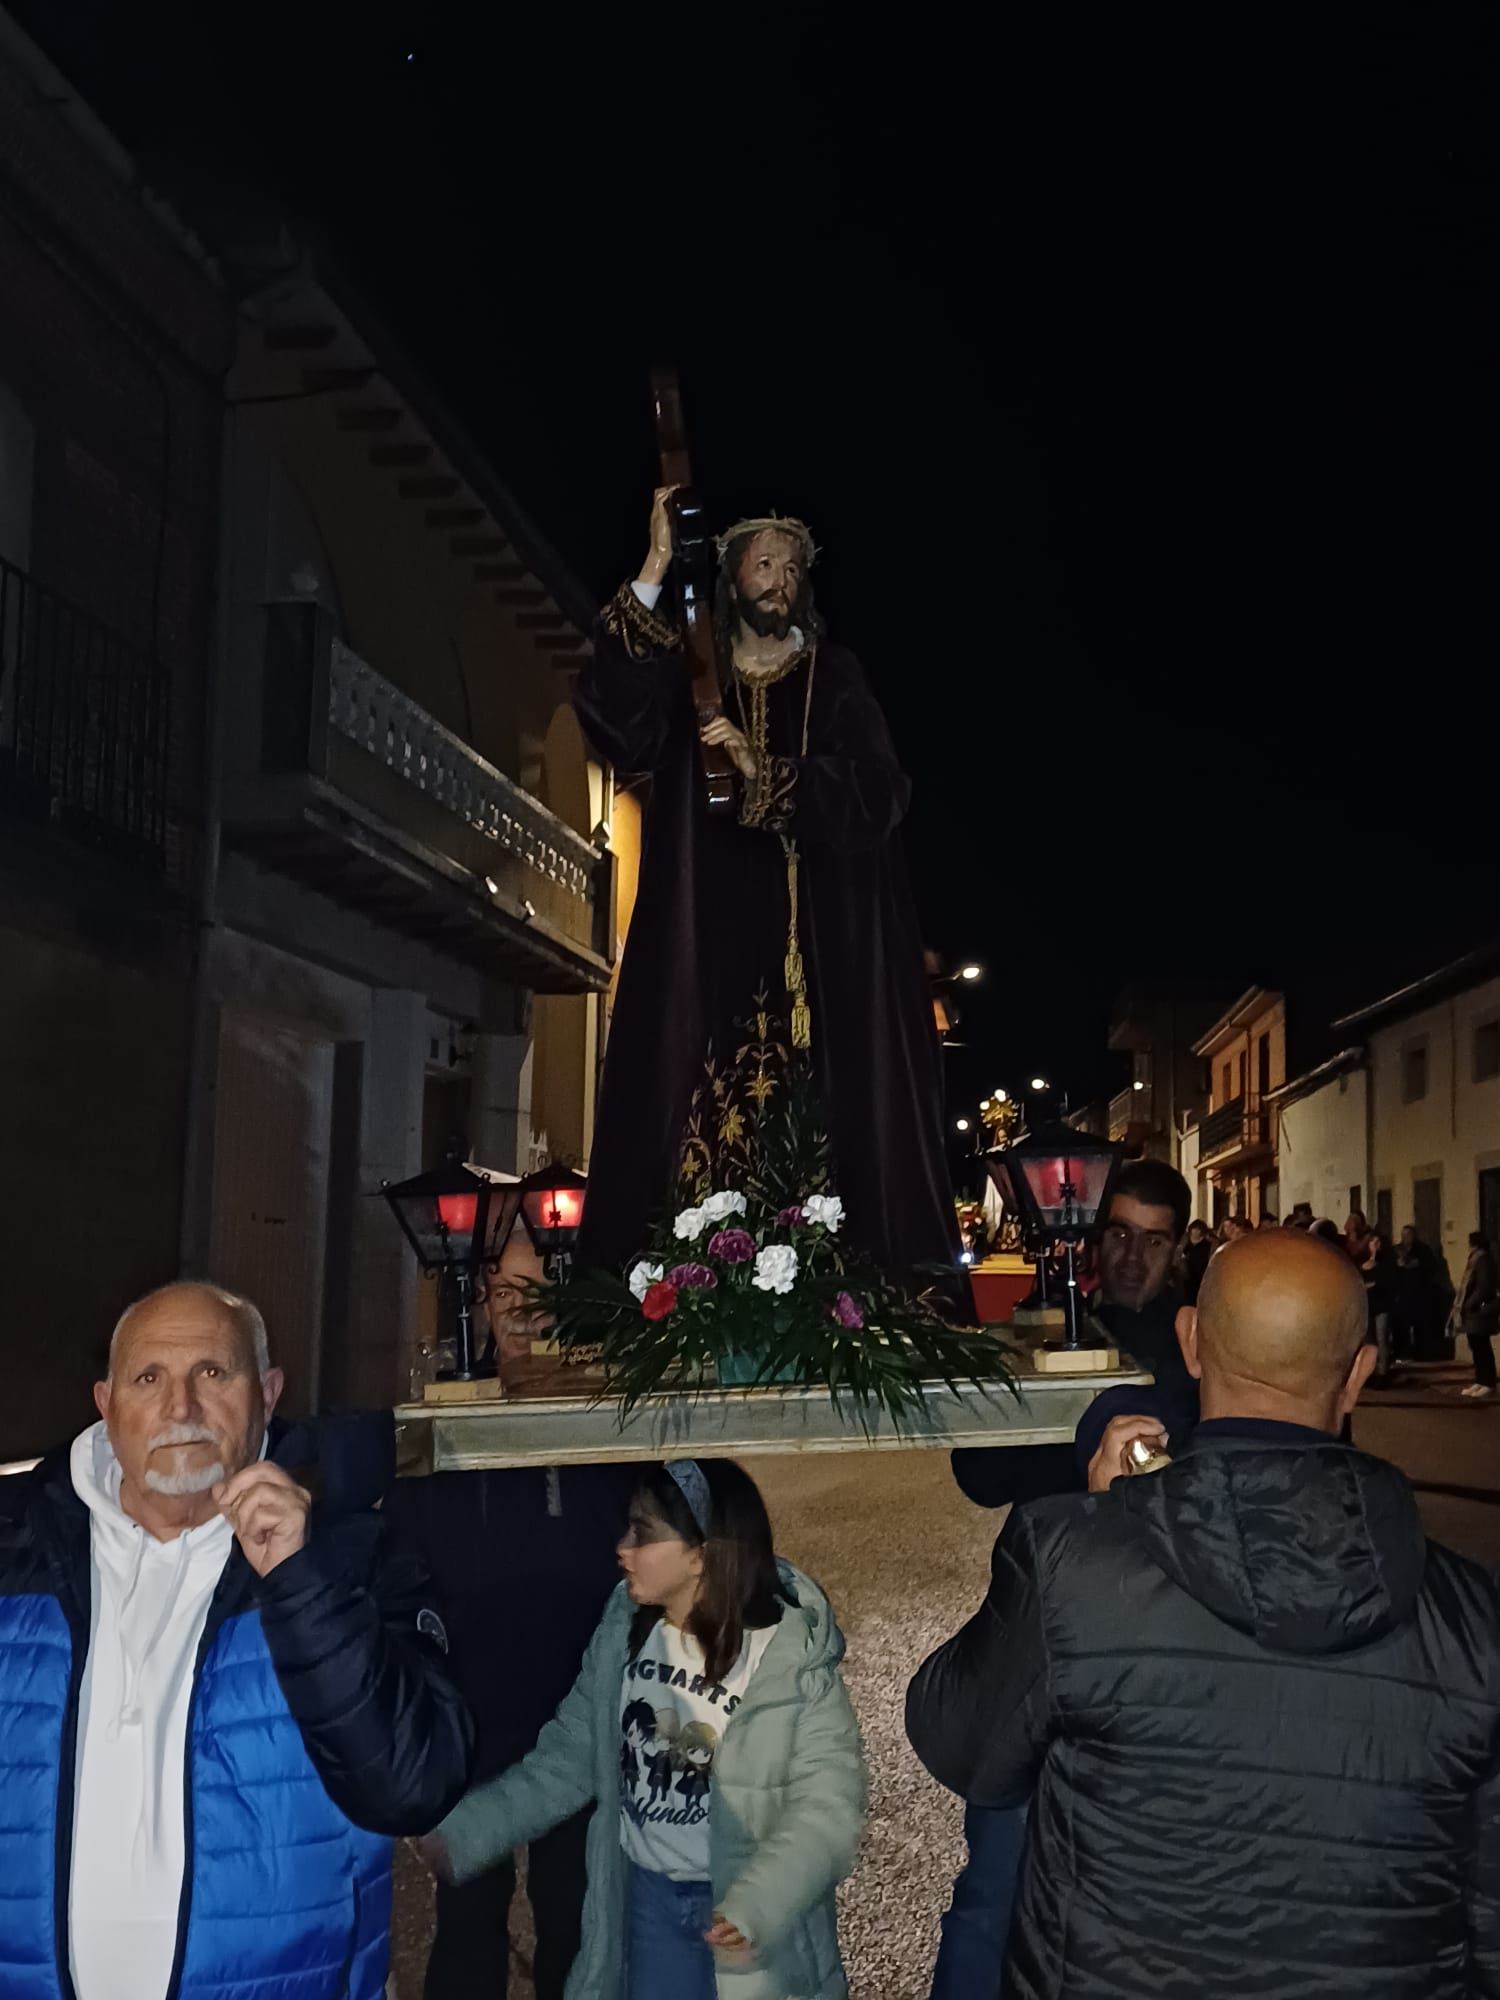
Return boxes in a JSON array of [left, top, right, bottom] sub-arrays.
[[435, 1561, 866, 2000]]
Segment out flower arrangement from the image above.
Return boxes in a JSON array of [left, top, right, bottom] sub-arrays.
[[537, 998, 1014, 1425], [543, 1178, 1012, 1427]]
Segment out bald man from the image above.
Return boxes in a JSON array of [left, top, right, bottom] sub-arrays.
[[908, 1231, 1500, 2000], [0, 1281, 472, 2000]]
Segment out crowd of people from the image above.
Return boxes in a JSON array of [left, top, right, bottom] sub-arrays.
[[1191, 1201, 1490, 1393], [5, 1215, 1500, 1999]]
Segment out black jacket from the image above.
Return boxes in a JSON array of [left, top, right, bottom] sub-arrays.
[[909, 1426, 1500, 1999], [0, 1422, 475, 1847], [952, 1288, 1196, 1509]]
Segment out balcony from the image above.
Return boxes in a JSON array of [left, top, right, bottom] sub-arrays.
[[0, 555, 173, 878], [1195, 1094, 1271, 1168], [224, 601, 612, 993], [1108, 1083, 1155, 1144]]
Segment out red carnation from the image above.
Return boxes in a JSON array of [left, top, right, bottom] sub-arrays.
[[641, 1281, 680, 1322]]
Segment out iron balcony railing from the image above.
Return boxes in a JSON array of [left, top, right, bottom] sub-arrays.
[[0, 554, 171, 872], [1108, 1083, 1154, 1141], [230, 600, 613, 990], [1196, 1094, 1269, 1161]]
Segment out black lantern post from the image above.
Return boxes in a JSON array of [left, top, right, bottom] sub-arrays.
[[519, 1161, 588, 1281], [382, 1149, 522, 1381], [991, 1122, 1125, 1349]]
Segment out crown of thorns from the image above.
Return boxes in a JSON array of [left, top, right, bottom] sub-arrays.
[[714, 515, 818, 566]]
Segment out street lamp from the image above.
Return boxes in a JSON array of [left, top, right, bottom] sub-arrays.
[[381, 1150, 522, 1381], [991, 1122, 1125, 1352], [519, 1161, 589, 1279], [958, 963, 983, 982], [1028, 1075, 1049, 1093], [955, 1117, 971, 1133]]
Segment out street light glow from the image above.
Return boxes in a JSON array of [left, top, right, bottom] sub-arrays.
[[993, 1088, 1008, 1102], [955, 1117, 970, 1132], [958, 963, 983, 981], [1132, 1079, 1146, 1092], [1029, 1076, 1049, 1092]]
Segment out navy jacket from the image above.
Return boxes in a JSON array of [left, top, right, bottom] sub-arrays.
[[910, 1431, 1500, 1999], [0, 1429, 473, 2000]]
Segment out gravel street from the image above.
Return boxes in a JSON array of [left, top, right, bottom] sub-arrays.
[[392, 1368, 1500, 1998]]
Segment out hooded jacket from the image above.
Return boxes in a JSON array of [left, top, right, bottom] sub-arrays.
[[434, 1562, 866, 2000], [908, 1425, 1500, 1999], [0, 1422, 473, 2000]]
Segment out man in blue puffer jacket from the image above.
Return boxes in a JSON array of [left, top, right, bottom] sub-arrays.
[[0, 1280, 473, 2000]]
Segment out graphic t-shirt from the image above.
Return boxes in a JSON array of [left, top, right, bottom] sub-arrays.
[[619, 1615, 777, 1881]]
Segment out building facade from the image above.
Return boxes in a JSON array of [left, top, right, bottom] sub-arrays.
[[0, 10, 628, 1449], [1337, 949, 1500, 1282], [1188, 987, 1287, 1224], [0, 11, 235, 1456]]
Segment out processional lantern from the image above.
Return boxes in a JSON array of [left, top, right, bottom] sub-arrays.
[[519, 1161, 588, 1276], [988, 1123, 1125, 1349], [381, 1148, 522, 1381]]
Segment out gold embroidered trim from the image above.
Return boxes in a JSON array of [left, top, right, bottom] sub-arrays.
[[601, 581, 680, 659], [760, 757, 797, 836], [733, 653, 818, 1050]]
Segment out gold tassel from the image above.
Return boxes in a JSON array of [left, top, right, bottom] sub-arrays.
[[784, 838, 812, 1049]]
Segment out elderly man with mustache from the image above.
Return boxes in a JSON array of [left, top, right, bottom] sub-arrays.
[[0, 1280, 472, 2000]]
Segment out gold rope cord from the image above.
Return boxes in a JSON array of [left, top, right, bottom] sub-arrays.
[[735, 652, 817, 1050]]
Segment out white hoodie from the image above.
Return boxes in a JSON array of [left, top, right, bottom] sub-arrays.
[[68, 1421, 236, 2000]]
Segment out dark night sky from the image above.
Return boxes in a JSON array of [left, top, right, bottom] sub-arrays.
[[17, 1, 1500, 1113]]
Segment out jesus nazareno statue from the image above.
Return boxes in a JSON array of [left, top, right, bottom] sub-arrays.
[[572, 485, 961, 1281]]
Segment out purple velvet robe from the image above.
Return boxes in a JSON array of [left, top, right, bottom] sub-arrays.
[[573, 584, 960, 1277]]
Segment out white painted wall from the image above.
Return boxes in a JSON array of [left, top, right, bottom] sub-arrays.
[[1368, 974, 1500, 1285], [1275, 1069, 1368, 1226], [1177, 1123, 1203, 1220]]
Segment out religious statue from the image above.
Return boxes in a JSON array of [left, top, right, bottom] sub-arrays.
[[572, 486, 961, 1283]]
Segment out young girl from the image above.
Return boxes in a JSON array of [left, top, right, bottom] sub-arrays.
[[420, 1457, 866, 1999]]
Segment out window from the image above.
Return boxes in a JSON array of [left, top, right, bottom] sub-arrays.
[[1476, 1019, 1500, 1084], [1348, 1185, 1362, 1218], [1401, 1039, 1429, 1105], [1221, 1060, 1232, 1103]]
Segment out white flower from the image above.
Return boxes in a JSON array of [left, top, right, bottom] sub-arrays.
[[752, 1244, 799, 1295], [802, 1194, 845, 1234], [700, 1189, 748, 1223], [628, 1261, 664, 1301], [673, 1206, 708, 1242]]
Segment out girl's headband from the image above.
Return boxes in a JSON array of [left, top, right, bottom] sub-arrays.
[[663, 1459, 713, 1538]]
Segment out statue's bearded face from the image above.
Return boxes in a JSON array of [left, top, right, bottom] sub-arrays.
[[733, 530, 806, 641]]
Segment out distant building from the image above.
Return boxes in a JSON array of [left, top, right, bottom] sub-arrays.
[[1338, 945, 1500, 1278], [1105, 985, 1225, 1162], [1261, 942, 1500, 1281], [1188, 987, 1286, 1223], [1266, 1050, 1368, 1231]]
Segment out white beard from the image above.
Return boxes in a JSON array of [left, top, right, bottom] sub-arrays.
[[144, 1459, 225, 1496]]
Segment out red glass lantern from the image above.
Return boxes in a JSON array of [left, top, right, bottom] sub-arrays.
[[519, 1162, 588, 1263], [997, 1122, 1123, 1243], [381, 1154, 522, 1380], [992, 1122, 1125, 1347]]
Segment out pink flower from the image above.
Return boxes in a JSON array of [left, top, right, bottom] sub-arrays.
[[708, 1227, 755, 1264], [777, 1205, 806, 1227], [641, 1281, 679, 1322], [831, 1291, 864, 1329], [666, 1262, 718, 1290]]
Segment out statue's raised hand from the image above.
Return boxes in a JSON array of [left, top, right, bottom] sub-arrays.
[[640, 484, 682, 589]]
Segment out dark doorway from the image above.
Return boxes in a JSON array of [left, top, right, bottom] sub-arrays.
[[1413, 1176, 1443, 1265], [1479, 1169, 1500, 1263]]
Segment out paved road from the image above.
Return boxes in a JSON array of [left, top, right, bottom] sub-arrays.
[[392, 1372, 1500, 1998]]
